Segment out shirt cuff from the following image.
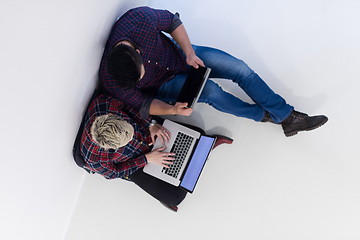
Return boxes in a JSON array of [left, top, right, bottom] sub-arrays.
[[139, 95, 153, 119], [168, 12, 182, 33], [134, 155, 148, 167]]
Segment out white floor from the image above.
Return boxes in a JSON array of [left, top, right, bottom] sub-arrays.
[[64, 1, 360, 239], [1, 0, 359, 240]]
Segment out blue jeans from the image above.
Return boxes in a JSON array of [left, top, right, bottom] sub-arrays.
[[155, 45, 293, 123]]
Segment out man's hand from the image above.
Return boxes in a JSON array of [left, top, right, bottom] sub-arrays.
[[145, 146, 175, 168], [170, 24, 205, 69], [149, 124, 171, 145], [149, 99, 193, 116], [174, 102, 193, 116], [186, 53, 205, 69]]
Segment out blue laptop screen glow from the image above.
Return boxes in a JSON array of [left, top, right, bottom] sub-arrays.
[[180, 136, 214, 192]]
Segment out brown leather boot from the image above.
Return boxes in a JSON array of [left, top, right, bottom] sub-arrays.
[[212, 135, 233, 149], [160, 202, 178, 212]]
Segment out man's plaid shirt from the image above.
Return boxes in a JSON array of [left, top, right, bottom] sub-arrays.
[[80, 94, 153, 180], [99, 6, 187, 115]]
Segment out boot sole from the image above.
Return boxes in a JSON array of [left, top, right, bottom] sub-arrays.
[[284, 118, 328, 137], [213, 135, 234, 142], [160, 202, 178, 212]]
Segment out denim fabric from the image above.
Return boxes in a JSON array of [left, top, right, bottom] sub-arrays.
[[155, 45, 293, 123]]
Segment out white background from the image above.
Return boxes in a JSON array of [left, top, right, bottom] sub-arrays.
[[1, 0, 359, 240]]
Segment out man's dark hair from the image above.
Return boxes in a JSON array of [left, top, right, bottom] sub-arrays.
[[106, 44, 143, 87]]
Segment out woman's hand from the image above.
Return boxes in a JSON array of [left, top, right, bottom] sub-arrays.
[[145, 146, 175, 168], [149, 123, 171, 145]]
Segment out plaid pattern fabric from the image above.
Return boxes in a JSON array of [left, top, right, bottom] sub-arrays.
[[99, 6, 187, 110], [80, 94, 153, 180]]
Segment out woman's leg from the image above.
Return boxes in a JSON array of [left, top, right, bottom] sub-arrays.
[[193, 45, 294, 123], [130, 168, 187, 206]]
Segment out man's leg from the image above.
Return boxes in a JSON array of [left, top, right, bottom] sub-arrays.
[[156, 69, 269, 121], [156, 46, 327, 136], [155, 74, 187, 104], [193, 45, 327, 135], [193, 45, 294, 123], [199, 80, 268, 120]]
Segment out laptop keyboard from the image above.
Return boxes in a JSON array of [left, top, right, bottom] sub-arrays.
[[162, 132, 194, 178]]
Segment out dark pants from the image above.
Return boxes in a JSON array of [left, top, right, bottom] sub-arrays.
[[128, 120, 205, 206], [129, 168, 187, 206]]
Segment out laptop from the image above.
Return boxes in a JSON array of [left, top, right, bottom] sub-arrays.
[[143, 119, 215, 193], [176, 66, 211, 108]]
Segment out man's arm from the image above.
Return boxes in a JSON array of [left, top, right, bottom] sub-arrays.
[[170, 24, 205, 69], [149, 22, 201, 116], [149, 99, 193, 116]]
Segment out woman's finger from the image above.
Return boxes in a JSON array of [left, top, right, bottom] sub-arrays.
[[162, 159, 174, 165], [162, 129, 171, 142], [162, 156, 175, 161], [156, 129, 169, 144], [151, 135, 155, 145], [154, 146, 166, 152], [163, 152, 175, 157], [161, 163, 170, 168], [161, 159, 174, 168]]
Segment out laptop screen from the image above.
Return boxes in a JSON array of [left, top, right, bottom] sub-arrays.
[[180, 135, 215, 193]]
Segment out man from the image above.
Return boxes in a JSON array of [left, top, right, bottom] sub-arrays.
[[100, 6, 328, 136], [80, 93, 231, 212]]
